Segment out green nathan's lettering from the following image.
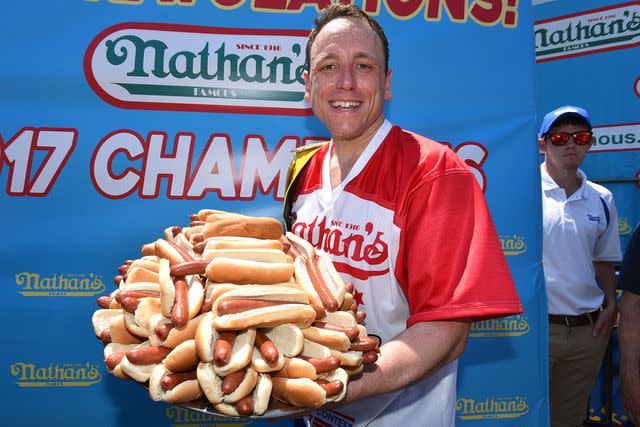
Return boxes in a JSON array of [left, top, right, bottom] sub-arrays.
[[535, 10, 640, 50], [105, 35, 305, 84]]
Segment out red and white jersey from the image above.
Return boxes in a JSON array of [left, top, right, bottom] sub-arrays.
[[292, 121, 522, 426]]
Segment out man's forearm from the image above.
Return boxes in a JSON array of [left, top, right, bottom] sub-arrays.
[[343, 320, 469, 403], [593, 261, 617, 307]]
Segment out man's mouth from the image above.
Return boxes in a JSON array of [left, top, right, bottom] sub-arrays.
[[330, 101, 361, 109]]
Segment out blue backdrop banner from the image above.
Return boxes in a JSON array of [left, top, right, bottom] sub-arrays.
[[1, 1, 545, 426]]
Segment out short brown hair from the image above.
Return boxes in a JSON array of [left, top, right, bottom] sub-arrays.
[[306, 4, 389, 74]]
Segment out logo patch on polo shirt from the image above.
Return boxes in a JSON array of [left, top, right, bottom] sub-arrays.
[[586, 214, 600, 223]]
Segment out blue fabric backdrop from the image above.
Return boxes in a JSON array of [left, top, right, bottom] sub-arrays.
[[1, 1, 545, 426]]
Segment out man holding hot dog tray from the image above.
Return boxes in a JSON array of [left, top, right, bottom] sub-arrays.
[[283, 5, 523, 426]]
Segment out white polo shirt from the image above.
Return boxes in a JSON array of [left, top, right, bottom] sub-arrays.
[[541, 163, 622, 315]]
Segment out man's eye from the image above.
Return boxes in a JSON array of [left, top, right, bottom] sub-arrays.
[[320, 64, 336, 71], [356, 63, 372, 70]]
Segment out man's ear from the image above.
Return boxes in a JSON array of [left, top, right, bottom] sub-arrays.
[[384, 68, 392, 100], [538, 138, 547, 152], [587, 135, 595, 149], [303, 70, 311, 104]]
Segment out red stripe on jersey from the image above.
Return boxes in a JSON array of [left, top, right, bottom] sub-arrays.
[[333, 261, 389, 280]]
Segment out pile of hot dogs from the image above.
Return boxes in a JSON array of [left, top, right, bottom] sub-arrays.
[[91, 209, 379, 417]]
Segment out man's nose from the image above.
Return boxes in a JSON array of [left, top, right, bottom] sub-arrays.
[[337, 66, 354, 90]]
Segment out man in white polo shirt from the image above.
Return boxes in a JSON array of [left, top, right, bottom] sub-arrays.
[[539, 106, 622, 427]]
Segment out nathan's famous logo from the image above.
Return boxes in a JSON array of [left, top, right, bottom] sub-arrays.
[[16, 272, 105, 297], [619, 218, 634, 236], [534, 2, 640, 62], [85, 22, 310, 115], [499, 234, 527, 256], [165, 406, 251, 427], [456, 395, 529, 420], [291, 217, 388, 280], [470, 315, 531, 338], [10, 362, 102, 387], [590, 123, 640, 153]]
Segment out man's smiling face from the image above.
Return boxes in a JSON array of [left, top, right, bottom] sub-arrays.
[[304, 17, 392, 145]]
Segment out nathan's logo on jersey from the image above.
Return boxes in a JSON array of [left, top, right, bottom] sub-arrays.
[[499, 235, 527, 256], [16, 272, 105, 297], [291, 217, 389, 279], [534, 3, 640, 63], [165, 406, 251, 426], [10, 362, 102, 387], [619, 218, 634, 235], [470, 315, 531, 338], [85, 22, 310, 115], [456, 395, 529, 420]]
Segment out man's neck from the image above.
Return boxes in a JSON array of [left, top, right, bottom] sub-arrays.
[[544, 162, 582, 198], [329, 119, 385, 189]]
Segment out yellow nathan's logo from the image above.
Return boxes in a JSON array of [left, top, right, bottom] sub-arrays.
[[10, 362, 102, 387], [470, 315, 531, 338], [16, 272, 105, 297], [499, 234, 527, 256], [165, 406, 252, 426], [619, 218, 633, 236], [457, 396, 529, 420]]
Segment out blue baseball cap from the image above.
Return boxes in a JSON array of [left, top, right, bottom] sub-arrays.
[[539, 105, 591, 137]]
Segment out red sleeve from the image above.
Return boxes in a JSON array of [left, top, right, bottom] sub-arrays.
[[395, 168, 523, 327]]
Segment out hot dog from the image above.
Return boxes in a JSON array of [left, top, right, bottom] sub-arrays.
[[212, 286, 316, 331], [148, 313, 205, 348], [119, 342, 172, 382], [197, 364, 259, 406], [149, 364, 202, 403], [159, 259, 204, 325], [305, 256, 339, 312], [273, 357, 318, 380], [318, 368, 349, 402], [194, 312, 255, 376], [302, 325, 352, 352]]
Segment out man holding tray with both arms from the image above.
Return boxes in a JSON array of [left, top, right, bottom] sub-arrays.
[[283, 4, 523, 426]]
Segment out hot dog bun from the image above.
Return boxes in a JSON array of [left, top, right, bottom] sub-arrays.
[[205, 257, 294, 285], [252, 373, 273, 415], [263, 323, 304, 358], [319, 368, 349, 402], [285, 232, 316, 259], [302, 325, 351, 352], [204, 236, 283, 251], [271, 377, 326, 408], [273, 357, 317, 380], [165, 339, 198, 372], [194, 312, 256, 376], [149, 364, 202, 403], [202, 216, 283, 240]]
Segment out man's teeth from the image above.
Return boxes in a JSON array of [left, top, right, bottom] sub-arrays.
[[331, 101, 360, 108]]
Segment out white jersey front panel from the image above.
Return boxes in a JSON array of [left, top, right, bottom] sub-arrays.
[[292, 122, 457, 427]]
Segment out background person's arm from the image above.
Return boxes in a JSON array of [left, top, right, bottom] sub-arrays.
[[342, 320, 469, 403], [593, 261, 618, 337], [619, 291, 640, 426]]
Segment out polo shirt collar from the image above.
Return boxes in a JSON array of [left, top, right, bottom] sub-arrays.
[[540, 162, 588, 198]]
